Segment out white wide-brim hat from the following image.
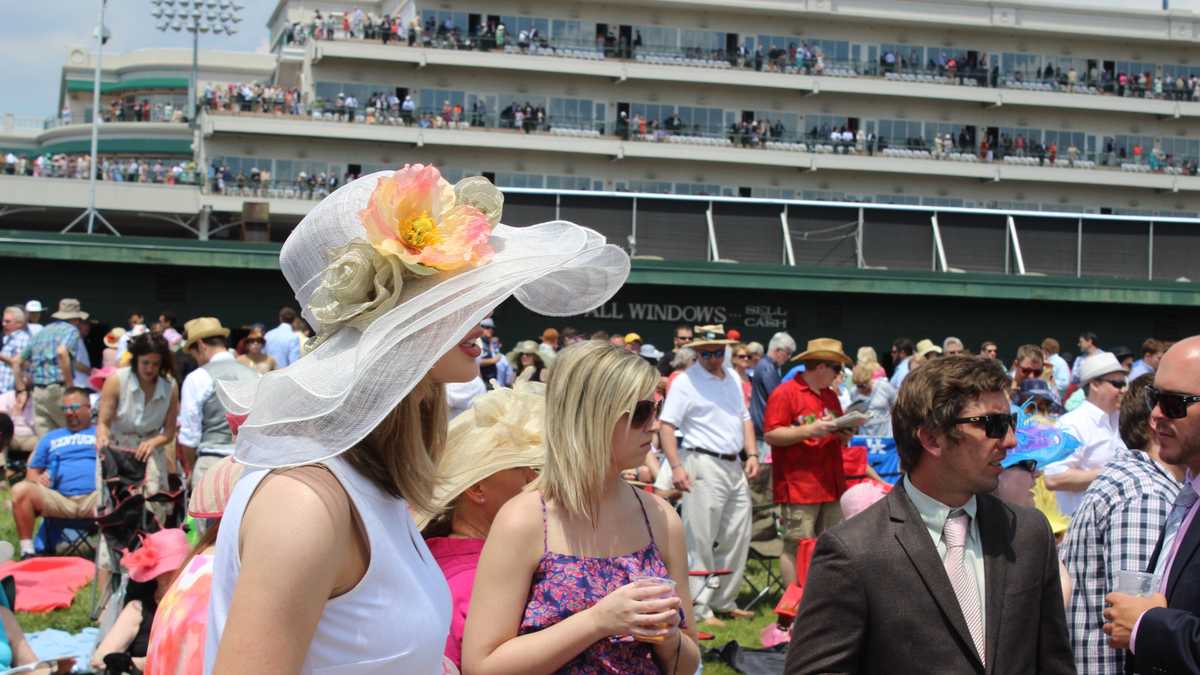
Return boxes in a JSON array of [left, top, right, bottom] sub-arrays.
[[215, 167, 630, 468], [1078, 351, 1128, 384]]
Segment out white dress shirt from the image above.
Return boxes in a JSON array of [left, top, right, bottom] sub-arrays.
[[660, 362, 749, 456], [1044, 399, 1127, 515], [178, 350, 235, 450]]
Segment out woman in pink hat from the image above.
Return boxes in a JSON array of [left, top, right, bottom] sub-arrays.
[[93, 529, 190, 672]]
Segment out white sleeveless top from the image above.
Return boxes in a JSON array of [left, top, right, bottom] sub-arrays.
[[203, 456, 451, 675]]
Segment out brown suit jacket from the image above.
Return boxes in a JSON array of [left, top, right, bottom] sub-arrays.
[[784, 481, 1075, 675]]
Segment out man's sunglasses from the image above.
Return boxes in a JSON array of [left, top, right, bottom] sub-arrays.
[[631, 399, 662, 428], [952, 413, 1017, 439], [697, 350, 725, 360], [1019, 367, 1043, 377], [1145, 385, 1200, 420], [60, 403, 85, 412], [1100, 379, 1128, 390]]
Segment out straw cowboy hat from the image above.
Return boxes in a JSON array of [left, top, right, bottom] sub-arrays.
[[790, 337, 853, 365], [212, 164, 629, 468], [683, 324, 739, 350], [915, 338, 943, 358], [50, 298, 88, 321], [413, 379, 547, 530], [183, 317, 231, 350]]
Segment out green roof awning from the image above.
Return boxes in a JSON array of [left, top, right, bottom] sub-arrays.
[[65, 77, 190, 94], [0, 231, 1197, 307], [37, 138, 192, 156]]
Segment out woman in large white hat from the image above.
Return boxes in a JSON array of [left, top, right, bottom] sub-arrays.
[[203, 164, 628, 675]]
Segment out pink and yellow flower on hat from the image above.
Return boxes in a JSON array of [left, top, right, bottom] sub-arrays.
[[360, 164, 496, 273]]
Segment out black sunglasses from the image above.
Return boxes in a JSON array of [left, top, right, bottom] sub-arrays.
[[953, 413, 1017, 439], [1100, 379, 1128, 390], [1010, 459, 1037, 474], [1146, 385, 1200, 420], [631, 399, 662, 428]]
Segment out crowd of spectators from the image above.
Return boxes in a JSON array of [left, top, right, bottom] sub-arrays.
[[1, 153, 200, 184], [270, 6, 1200, 105], [199, 83, 304, 117]]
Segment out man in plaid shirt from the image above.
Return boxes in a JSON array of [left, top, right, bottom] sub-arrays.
[[1061, 374, 1184, 674], [0, 306, 30, 393]]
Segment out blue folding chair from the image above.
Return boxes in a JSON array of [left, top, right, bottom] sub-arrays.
[[35, 517, 98, 559]]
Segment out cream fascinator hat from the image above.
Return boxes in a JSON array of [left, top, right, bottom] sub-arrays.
[[215, 164, 629, 467], [414, 378, 547, 529]]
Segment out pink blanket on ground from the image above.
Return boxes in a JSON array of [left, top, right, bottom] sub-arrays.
[[0, 557, 95, 613]]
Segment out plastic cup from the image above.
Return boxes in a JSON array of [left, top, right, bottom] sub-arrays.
[[1115, 570, 1157, 596], [632, 575, 677, 642]]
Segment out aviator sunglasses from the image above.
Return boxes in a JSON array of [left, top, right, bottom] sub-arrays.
[[631, 399, 662, 427], [1145, 385, 1200, 420], [952, 412, 1017, 439]]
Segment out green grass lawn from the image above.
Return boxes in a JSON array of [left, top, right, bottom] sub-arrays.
[[697, 561, 785, 675], [0, 487, 97, 635]]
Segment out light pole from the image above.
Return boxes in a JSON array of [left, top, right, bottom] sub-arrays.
[[150, 0, 243, 127], [62, 0, 117, 236]]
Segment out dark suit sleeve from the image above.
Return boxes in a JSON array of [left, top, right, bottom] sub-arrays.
[[1036, 513, 1077, 675], [784, 530, 866, 675], [1131, 607, 1200, 674]]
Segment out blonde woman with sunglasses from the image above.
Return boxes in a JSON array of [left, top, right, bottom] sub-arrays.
[[464, 341, 700, 675]]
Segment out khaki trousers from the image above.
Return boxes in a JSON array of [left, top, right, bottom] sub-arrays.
[[32, 384, 65, 438], [680, 450, 752, 619]]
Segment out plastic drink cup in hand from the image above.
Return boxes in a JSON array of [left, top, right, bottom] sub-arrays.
[[1115, 570, 1157, 596], [632, 575, 677, 642]]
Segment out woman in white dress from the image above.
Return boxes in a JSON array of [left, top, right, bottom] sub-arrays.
[[203, 164, 629, 675]]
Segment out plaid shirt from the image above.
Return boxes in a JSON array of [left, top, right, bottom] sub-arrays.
[[0, 329, 30, 392], [19, 321, 80, 386], [1061, 448, 1181, 675]]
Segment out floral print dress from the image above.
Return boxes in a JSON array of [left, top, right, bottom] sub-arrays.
[[519, 488, 681, 674]]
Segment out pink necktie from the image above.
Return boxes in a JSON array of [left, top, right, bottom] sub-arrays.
[[943, 509, 985, 665]]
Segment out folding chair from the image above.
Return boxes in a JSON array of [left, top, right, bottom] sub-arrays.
[[36, 516, 98, 559], [740, 538, 784, 612]]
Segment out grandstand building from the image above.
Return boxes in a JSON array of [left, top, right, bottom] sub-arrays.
[[2, 0, 1200, 348]]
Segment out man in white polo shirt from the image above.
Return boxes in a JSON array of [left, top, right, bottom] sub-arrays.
[[1044, 351, 1129, 516], [660, 324, 759, 626]]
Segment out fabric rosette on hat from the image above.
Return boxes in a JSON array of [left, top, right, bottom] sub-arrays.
[[214, 164, 629, 468]]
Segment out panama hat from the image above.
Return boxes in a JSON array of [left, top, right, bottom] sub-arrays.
[[1078, 351, 1128, 384], [213, 164, 628, 468], [50, 298, 88, 321], [683, 325, 738, 350], [790, 337, 853, 366], [413, 379, 547, 530], [183, 317, 231, 350]]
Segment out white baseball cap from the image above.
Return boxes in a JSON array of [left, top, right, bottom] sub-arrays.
[[24, 300, 43, 313]]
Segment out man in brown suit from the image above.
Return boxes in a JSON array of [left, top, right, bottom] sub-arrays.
[[785, 355, 1075, 675]]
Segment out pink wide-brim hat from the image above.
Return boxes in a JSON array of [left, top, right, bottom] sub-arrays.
[[88, 367, 116, 392], [121, 528, 190, 583]]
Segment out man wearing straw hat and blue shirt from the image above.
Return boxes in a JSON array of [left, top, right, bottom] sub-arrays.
[[660, 324, 759, 626]]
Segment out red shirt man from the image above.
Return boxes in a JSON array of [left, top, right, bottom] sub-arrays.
[[763, 338, 859, 586]]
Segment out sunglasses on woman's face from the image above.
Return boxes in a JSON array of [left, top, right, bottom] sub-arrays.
[[631, 399, 662, 428], [1010, 459, 1038, 474], [1145, 385, 1200, 419], [953, 412, 1016, 439]]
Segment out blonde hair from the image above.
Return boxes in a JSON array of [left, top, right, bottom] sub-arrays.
[[537, 341, 658, 523], [856, 346, 878, 365], [342, 377, 447, 511], [851, 362, 876, 387]]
